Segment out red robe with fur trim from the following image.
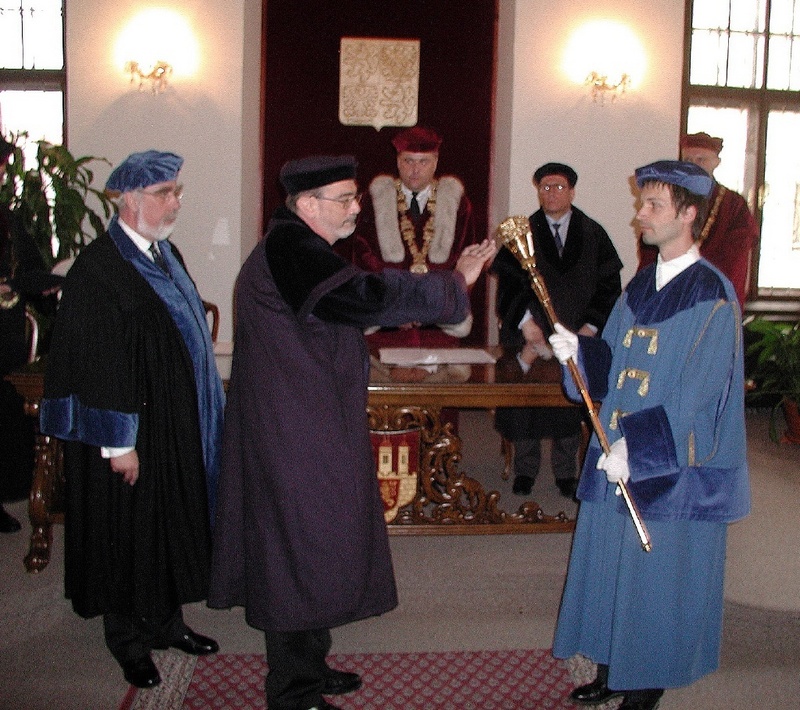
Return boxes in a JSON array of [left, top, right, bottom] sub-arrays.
[[348, 174, 478, 347]]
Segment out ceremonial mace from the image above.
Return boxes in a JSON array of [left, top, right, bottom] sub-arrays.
[[496, 216, 652, 552]]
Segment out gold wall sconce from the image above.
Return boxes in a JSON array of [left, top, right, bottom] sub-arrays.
[[115, 9, 199, 94], [585, 70, 632, 102], [563, 20, 645, 104], [125, 60, 173, 94]]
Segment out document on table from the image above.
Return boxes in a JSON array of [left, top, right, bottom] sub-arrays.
[[378, 348, 498, 366]]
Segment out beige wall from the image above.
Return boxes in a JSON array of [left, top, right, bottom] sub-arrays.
[[66, 0, 262, 343], [494, 0, 686, 288], [65, 0, 685, 345]]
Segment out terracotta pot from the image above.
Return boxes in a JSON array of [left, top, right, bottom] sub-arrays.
[[780, 398, 800, 444]]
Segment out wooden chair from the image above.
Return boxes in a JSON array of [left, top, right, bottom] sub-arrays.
[[202, 300, 220, 343], [24, 306, 39, 363]]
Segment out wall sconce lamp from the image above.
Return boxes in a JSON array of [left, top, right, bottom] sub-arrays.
[[115, 9, 199, 94], [585, 71, 631, 102], [563, 20, 645, 104], [125, 60, 173, 94]]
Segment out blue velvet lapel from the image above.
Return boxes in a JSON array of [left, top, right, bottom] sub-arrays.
[[108, 217, 225, 520]]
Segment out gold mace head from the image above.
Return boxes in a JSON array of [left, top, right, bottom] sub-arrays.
[[496, 215, 537, 269]]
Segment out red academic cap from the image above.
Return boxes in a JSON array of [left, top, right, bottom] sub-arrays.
[[391, 126, 442, 153], [680, 132, 723, 155]]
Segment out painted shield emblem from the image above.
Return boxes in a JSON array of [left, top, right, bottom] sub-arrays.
[[370, 427, 420, 523]]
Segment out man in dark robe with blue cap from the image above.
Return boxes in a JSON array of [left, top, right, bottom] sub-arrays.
[[547, 160, 750, 710], [208, 154, 496, 710], [40, 150, 225, 689]]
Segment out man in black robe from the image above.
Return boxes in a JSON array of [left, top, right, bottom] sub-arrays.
[[492, 162, 622, 498], [208, 155, 496, 710], [40, 151, 225, 689]]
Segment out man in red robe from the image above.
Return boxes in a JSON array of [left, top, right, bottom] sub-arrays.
[[637, 132, 759, 307], [348, 126, 479, 347]]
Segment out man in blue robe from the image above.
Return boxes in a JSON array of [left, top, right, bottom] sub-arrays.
[[548, 160, 750, 710], [208, 155, 496, 710], [40, 151, 225, 689]]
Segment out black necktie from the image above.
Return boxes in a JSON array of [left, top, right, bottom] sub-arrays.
[[409, 192, 421, 220], [149, 243, 169, 273], [552, 222, 563, 257]]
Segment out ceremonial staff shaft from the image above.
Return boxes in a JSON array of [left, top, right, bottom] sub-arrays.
[[496, 216, 652, 552]]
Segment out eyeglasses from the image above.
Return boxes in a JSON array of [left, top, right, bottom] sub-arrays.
[[140, 184, 184, 201], [314, 192, 362, 207], [538, 183, 567, 193]]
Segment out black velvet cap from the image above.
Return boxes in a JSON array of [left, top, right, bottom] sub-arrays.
[[533, 162, 578, 187], [635, 160, 713, 196], [279, 155, 357, 195]]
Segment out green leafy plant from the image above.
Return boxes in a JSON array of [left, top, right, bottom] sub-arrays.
[[745, 318, 800, 442], [0, 134, 112, 270]]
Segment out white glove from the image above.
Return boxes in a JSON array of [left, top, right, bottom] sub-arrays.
[[596, 437, 629, 490], [548, 322, 578, 364]]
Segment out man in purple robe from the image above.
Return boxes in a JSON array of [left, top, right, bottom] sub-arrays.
[[208, 155, 495, 710]]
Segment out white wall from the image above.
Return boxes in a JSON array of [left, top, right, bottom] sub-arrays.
[[64, 0, 685, 343], [66, 0, 263, 343]]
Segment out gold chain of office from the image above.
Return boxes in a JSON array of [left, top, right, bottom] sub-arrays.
[[395, 178, 438, 274], [699, 185, 726, 244]]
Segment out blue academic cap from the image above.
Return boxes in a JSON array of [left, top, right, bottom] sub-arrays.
[[105, 150, 183, 194], [634, 160, 713, 197]]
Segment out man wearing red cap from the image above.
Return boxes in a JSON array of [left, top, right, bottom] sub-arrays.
[[637, 132, 759, 306], [350, 126, 478, 347]]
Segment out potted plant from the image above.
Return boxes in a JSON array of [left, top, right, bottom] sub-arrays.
[[0, 134, 112, 271], [1, 134, 112, 348], [745, 317, 800, 443]]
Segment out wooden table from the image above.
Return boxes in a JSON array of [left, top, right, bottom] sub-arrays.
[[7, 348, 577, 572]]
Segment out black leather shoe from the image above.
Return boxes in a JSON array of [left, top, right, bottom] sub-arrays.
[[167, 630, 219, 655], [122, 656, 161, 688], [556, 478, 578, 498], [0, 506, 21, 533], [323, 667, 362, 695], [569, 676, 625, 705], [618, 689, 663, 709], [512, 475, 533, 495]]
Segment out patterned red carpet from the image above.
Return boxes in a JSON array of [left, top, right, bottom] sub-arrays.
[[119, 648, 578, 709]]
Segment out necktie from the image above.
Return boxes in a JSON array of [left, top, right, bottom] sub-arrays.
[[409, 192, 421, 220], [149, 243, 169, 274], [552, 222, 563, 257]]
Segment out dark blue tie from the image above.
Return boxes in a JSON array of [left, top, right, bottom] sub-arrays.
[[149, 243, 169, 273], [552, 223, 563, 256]]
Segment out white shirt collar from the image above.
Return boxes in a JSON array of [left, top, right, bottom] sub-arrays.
[[401, 182, 432, 210], [118, 217, 157, 257], [656, 243, 701, 290], [546, 210, 572, 236]]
